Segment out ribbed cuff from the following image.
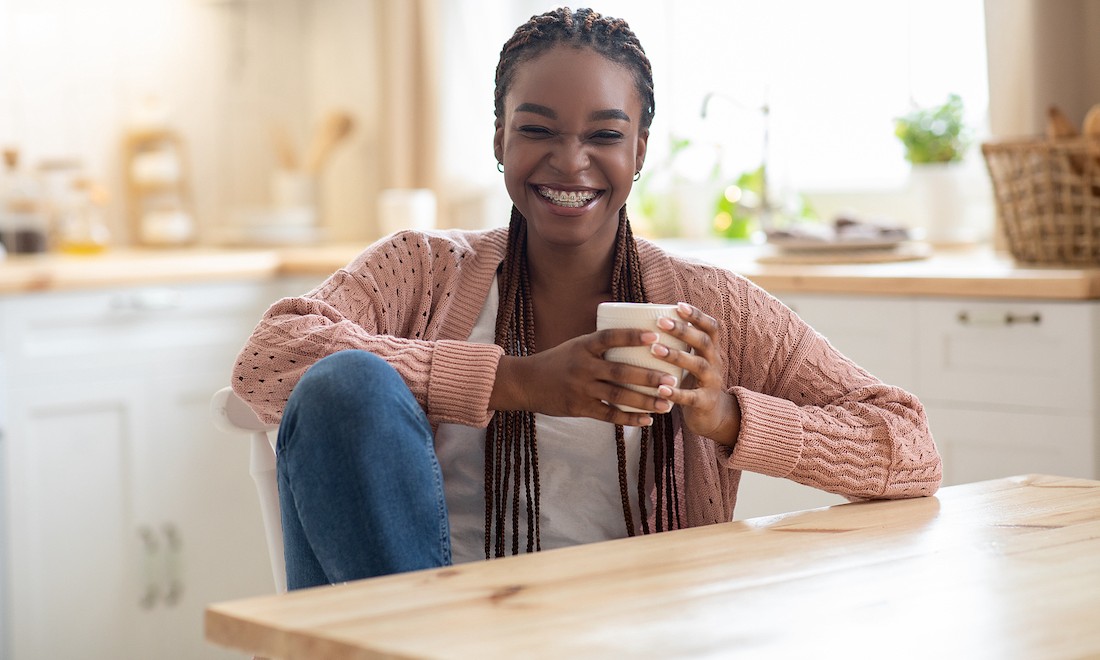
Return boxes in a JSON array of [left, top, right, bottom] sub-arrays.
[[427, 339, 504, 427], [726, 387, 803, 478]]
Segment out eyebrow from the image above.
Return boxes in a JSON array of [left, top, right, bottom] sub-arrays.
[[514, 103, 631, 123]]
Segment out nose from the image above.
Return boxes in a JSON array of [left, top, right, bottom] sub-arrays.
[[548, 136, 590, 174]]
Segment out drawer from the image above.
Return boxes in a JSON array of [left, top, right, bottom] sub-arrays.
[[916, 299, 1097, 411], [0, 281, 280, 374], [927, 405, 1097, 485], [778, 294, 918, 392]]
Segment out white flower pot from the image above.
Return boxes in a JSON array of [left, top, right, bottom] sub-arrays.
[[908, 162, 989, 245]]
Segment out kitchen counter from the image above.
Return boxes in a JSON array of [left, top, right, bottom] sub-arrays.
[[3, 241, 1100, 299]]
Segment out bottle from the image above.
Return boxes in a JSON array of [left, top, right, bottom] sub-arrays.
[[57, 179, 111, 255], [0, 148, 50, 254]]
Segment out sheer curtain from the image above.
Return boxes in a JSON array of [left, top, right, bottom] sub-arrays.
[[378, 0, 440, 191]]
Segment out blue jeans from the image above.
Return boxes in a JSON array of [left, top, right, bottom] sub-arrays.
[[276, 350, 452, 590]]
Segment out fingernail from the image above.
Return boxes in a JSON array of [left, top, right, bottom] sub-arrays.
[[650, 343, 669, 357], [657, 317, 674, 330], [641, 415, 653, 426], [657, 385, 674, 398], [659, 375, 678, 387], [678, 302, 691, 314], [656, 399, 672, 412], [640, 331, 659, 343]]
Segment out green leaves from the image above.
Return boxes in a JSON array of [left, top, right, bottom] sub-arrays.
[[894, 93, 972, 164]]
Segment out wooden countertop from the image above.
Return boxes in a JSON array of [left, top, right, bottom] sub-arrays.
[[205, 474, 1100, 659], [3, 240, 1100, 299]]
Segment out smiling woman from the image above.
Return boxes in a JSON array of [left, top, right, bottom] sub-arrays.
[[232, 6, 940, 593]]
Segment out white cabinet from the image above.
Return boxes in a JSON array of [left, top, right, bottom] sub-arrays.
[[915, 298, 1099, 487], [733, 293, 1100, 520], [0, 277, 316, 660]]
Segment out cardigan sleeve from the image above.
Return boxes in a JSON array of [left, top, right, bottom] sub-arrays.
[[231, 233, 503, 428], [712, 272, 942, 500]]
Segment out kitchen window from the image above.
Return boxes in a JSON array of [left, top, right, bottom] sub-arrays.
[[440, 0, 990, 226]]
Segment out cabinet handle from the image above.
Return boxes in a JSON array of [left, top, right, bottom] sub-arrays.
[[956, 310, 1042, 327], [163, 523, 185, 607], [138, 525, 161, 610]]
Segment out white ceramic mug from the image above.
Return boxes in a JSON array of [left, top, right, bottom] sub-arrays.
[[596, 302, 689, 412]]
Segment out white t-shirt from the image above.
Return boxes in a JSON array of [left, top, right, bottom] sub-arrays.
[[434, 277, 644, 564]]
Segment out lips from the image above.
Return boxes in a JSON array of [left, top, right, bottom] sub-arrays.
[[536, 185, 600, 208]]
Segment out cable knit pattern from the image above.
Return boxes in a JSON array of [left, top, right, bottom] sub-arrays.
[[233, 227, 942, 527]]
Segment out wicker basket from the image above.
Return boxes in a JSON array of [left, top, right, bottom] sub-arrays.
[[982, 137, 1100, 265]]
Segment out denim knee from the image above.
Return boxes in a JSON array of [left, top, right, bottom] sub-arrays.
[[290, 350, 406, 411], [280, 350, 428, 453]]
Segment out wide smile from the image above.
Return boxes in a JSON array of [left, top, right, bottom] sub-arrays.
[[534, 185, 602, 209]]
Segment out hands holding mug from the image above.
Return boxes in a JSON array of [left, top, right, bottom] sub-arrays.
[[491, 302, 740, 447]]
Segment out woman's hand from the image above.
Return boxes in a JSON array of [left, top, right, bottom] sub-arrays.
[[490, 329, 680, 428], [649, 302, 741, 447]]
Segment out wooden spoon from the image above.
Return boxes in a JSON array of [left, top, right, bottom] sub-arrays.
[[304, 112, 354, 175]]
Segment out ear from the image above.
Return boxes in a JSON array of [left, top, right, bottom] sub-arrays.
[[635, 128, 649, 174], [493, 119, 504, 165]]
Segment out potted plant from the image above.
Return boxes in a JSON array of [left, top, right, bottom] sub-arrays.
[[894, 93, 971, 164], [894, 93, 979, 244]]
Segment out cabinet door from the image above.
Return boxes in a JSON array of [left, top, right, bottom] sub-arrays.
[[5, 378, 147, 660], [2, 280, 282, 660], [131, 364, 271, 660], [927, 405, 1097, 485]]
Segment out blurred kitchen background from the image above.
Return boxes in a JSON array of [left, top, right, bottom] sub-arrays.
[[1, 0, 1097, 253], [4, 3, 1100, 659]]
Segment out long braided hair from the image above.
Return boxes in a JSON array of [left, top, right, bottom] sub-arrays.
[[484, 7, 678, 559]]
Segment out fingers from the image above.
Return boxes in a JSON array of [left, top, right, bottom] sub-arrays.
[[593, 366, 677, 416], [575, 394, 662, 428], [591, 327, 660, 353], [655, 303, 718, 353], [650, 303, 724, 407], [675, 301, 719, 334]]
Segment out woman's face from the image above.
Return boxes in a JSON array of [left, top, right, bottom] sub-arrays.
[[494, 45, 648, 251]]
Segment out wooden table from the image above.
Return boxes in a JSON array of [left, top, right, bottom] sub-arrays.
[[206, 474, 1100, 658]]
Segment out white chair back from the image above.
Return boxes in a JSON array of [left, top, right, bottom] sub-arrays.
[[210, 387, 286, 594]]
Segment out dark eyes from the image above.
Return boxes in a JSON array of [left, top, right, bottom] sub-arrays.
[[518, 126, 553, 137], [590, 130, 623, 143], [517, 126, 624, 143]]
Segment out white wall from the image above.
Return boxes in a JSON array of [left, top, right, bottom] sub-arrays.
[[985, 0, 1100, 137]]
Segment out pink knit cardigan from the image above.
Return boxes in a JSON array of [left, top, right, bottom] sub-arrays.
[[233, 227, 942, 527]]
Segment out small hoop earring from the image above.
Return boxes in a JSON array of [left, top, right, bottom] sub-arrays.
[[497, 162, 504, 173], [633, 171, 641, 181]]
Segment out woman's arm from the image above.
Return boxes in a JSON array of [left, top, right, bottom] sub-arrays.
[[707, 270, 941, 500], [232, 236, 503, 427]]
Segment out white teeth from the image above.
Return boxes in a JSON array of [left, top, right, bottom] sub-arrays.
[[537, 186, 597, 208]]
